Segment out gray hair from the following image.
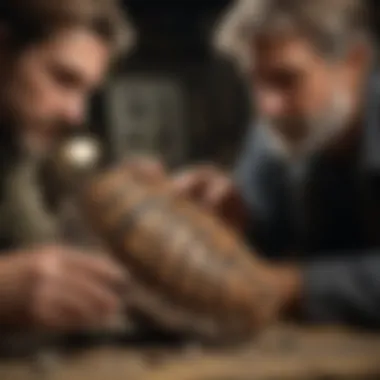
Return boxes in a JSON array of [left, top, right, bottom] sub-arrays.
[[214, 0, 371, 69]]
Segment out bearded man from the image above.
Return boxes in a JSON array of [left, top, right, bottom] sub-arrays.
[[0, 0, 131, 331], [165, 0, 380, 326]]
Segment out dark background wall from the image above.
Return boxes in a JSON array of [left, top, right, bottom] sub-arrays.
[[91, 0, 251, 169], [91, 0, 379, 169]]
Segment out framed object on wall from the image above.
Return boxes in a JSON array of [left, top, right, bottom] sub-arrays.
[[103, 75, 188, 167]]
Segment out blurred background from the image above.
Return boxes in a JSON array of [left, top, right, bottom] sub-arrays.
[[90, 0, 251, 170], [89, 0, 380, 169]]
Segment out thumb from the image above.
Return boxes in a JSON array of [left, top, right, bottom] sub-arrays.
[[123, 155, 168, 185]]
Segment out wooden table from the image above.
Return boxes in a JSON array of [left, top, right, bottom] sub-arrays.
[[1, 324, 380, 380]]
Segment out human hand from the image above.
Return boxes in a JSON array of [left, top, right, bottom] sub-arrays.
[[170, 165, 248, 231], [0, 245, 128, 331]]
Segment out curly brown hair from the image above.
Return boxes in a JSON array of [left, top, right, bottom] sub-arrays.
[[0, 0, 135, 55]]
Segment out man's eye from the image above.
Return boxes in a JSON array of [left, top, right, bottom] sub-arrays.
[[51, 67, 81, 89], [252, 68, 302, 91], [272, 71, 302, 89]]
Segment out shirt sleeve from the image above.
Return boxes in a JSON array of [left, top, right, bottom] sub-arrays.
[[302, 251, 380, 327], [233, 125, 380, 327], [232, 124, 287, 252], [234, 125, 273, 223]]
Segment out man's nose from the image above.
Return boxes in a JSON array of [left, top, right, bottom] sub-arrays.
[[62, 97, 86, 127], [258, 90, 287, 118]]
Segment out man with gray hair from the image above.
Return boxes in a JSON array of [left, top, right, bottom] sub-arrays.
[[167, 0, 380, 326]]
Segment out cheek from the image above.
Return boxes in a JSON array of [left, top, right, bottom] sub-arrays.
[[294, 71, 332, 115], [10, 61, 60, 120]]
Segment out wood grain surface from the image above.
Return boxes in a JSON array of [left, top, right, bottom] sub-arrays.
[[1, 324, 380, 380]]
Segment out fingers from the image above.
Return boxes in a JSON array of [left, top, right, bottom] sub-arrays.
[[122, 155, 167, 185], [169, 165, 246, 230], [171, 166, 220, 199], [61, 248, 128, 291], [28, 246, 129, 330], [202, 174, 233, 213], [59, 264, 124, 314], [31, 283, 120, 330], [171, 166, 232, 211]]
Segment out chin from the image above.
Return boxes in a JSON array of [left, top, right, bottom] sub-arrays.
[[278, 135, 335, 161], [264, 115, 350, 162]]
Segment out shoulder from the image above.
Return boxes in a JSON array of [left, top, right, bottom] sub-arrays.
[[233, 123, 287, 216], [234, 123, 285, 181]]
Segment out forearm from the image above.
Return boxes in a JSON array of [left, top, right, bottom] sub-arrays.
[[271, 250, 380, 327], [0, 253, 31, 325], [300, 251, 380, 326]]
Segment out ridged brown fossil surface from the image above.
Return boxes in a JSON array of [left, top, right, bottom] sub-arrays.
[[74, 162, 280, 343], [35, 136, 280, 344]]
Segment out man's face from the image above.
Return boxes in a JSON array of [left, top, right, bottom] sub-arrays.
[[1, 27, 111, 156], [250, 34, 363, 158]]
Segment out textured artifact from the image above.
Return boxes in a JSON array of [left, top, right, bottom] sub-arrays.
[[47, 136, 280, 344]]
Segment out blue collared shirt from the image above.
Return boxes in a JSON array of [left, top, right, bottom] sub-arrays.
[[234, 72, 380, 327]]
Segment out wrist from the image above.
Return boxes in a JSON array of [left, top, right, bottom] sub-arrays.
[[271, 264, 303, 319], [0, 253, 34, 326]]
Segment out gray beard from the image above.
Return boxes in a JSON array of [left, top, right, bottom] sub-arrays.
[[261, 90, 353, 163]]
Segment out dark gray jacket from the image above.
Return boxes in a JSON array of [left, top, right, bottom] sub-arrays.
[[234, 72, 380, 327]]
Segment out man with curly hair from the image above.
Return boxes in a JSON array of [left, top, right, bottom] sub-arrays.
[[0, 0, 132, 331]]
